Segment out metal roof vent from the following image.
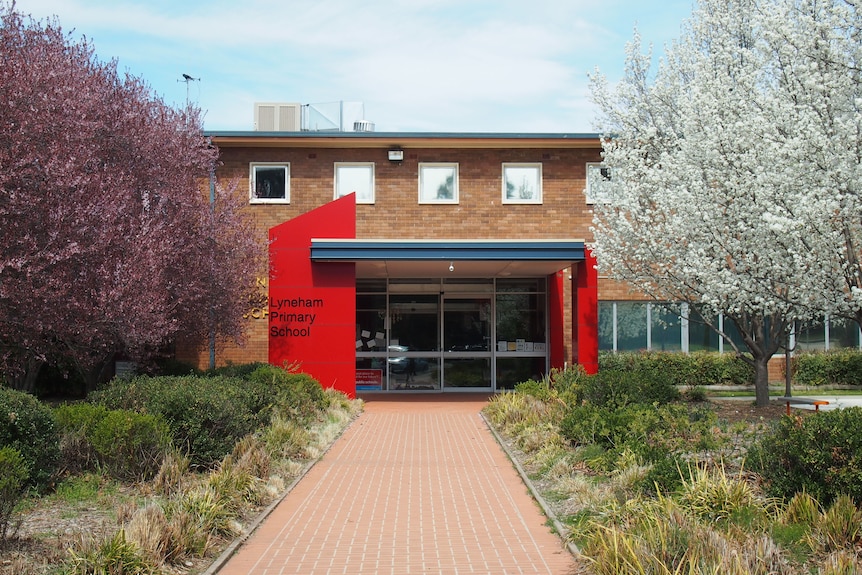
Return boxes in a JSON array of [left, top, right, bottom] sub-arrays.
[[353, 120, 375, 132]]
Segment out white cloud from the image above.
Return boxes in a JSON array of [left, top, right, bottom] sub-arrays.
[[10, 0, 692, 132]]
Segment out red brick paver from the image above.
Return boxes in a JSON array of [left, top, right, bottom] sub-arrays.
[[215, 394, 578, 575]]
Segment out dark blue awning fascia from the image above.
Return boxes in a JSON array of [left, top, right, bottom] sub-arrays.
[[310, 239, 586, 262]]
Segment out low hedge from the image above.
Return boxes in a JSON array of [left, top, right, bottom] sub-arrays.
[[89, 365, 328, 468], [90, 374, 269, 468], [793, 350, 862, 387], [599, 351, 753, 386]]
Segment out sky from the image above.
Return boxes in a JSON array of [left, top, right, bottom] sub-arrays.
[[9, 0, 695, 133]]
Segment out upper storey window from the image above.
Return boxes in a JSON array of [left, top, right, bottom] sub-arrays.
[[335, 163, 375, 204], [585, 162, 613, 204], [250, 163, 289, 204], [419, 163, 459, 204], [502, 163, 542, 204]]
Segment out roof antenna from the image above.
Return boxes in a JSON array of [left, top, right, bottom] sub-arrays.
[[178, 73, 199, 106]]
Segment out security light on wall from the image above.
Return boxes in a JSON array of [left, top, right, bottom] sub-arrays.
[[388, 149, 404, 162]]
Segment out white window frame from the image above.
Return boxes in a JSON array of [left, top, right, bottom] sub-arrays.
[[585, 162, 613, 204], [418, 163, 459, 204], [335, 162, 375, 204], [250, 162, 290, 204], [502, 163, 542, 204]]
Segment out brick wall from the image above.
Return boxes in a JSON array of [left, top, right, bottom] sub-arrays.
[[221, 146, 600, 241], [176, 142, 602, 370]]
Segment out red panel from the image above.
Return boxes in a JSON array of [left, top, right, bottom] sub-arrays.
[[575, 249, 599, 374], [268, 195, 358, 397], [548, 272, 565, 370]]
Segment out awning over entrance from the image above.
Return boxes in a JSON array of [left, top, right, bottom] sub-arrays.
[[310, 239, 586, 278]]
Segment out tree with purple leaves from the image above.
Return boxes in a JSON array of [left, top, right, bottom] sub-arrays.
[[0, 3, 263, 392]]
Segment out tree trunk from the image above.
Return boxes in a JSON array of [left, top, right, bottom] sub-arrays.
[[753, 354, 771, 407], [8, 355, 43, 393]]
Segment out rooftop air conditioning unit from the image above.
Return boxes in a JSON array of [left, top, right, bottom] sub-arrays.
[[254, 103, 302, 131], [353, 120, 375, 132]]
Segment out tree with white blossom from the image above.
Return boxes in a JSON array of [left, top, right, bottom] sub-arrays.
[[589, 0, 860, 406]]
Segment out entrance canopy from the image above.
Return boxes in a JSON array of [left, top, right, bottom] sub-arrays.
[[310, 239, 586, 278]]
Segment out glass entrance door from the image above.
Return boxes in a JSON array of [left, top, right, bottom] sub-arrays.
[[442, 296, 492, 390]]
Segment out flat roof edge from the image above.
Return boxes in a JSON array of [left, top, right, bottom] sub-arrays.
[[310, 239, 586, 262]]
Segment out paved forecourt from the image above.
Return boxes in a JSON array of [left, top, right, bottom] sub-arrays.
[[215, 394, 578, 575]]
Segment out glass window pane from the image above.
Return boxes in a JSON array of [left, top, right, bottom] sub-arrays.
[[585, 162, 613, 204], [722, 316, 748, 352], [496, 278, 545, 293], [444, 358, 491, 388], [496, 357, 547, 390], [250, 163, 289, 202], [389, 294, 439, 351], [356, 294, 386, 352], [444, 298, 491, 351], [356, 279, 386, 293], [688, 309, 720, 352], [651, 304, 681, 351], [419, 164, 458, 203], [829, 317, 859, 349], [335, 163, 374, 203], [598, 301, 614, 351], [389, 354, 439, 390], [356, 357, 385, 391], [616, 302, 648, 351], [798, 319, 826, 351], [503, 164, 542, 204], [495, 293, 546, 345]]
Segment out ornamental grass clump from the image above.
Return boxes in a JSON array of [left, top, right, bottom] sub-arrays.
[[64, 529, 157, 575], [677, 462, 770, 528], [582, 495, 793, 575], [124, 504, 171, 566], [153, 447, 191, 497], [814, 494, 862, 553], [782, 491, 821, 526]]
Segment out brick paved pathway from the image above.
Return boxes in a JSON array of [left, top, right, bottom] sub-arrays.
[[215, 394, 579, 574]]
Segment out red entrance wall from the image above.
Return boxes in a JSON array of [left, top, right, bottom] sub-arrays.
[[268, 195, 357, 397], [574, 249, 599, 374], [549, 271, 565, 370]]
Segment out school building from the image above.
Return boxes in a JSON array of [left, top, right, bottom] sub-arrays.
[[176, 104, 856, 395]]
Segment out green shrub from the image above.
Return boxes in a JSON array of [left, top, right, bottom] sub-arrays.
[[0, 387, 59, 492], [637, 455, 686, 494], [514, 377, 555, 401], [246, 364, 327, 425], [91, 374, 268, 468], [750, 407, 862, 505], [89, 366, 327, 468], [0, 446, 28, 540], [89, 409, 171, 481], [54, 402, 110, 433], [573, 369, 679, 409], [53, 403, 110, 473], [793, 350, 862, 387], [560, 396, 722, 485]]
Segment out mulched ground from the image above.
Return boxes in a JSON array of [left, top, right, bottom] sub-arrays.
[[708, 397, 794, 424]]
